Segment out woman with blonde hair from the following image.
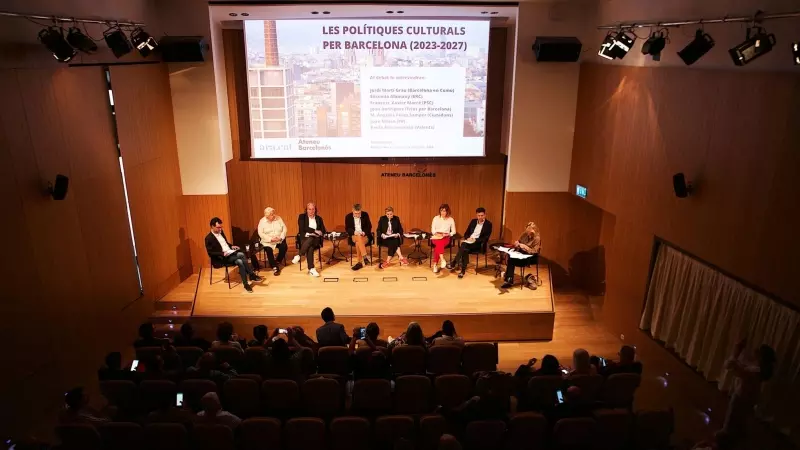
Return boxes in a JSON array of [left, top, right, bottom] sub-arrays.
[[257, 207, 287, 275], [389, 322, 427, 350], [501, 221, 541, 289]]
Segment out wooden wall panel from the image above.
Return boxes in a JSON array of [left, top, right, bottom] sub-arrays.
[[111, 64, 192, 300], [222, 29, 508, 245], [183, 194, 232, 268], [0, 67, 143, 436]]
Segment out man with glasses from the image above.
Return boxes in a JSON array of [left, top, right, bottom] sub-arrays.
[[205, 217, 262, 292]]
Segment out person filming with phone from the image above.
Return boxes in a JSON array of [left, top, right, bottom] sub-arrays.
[[349, 326, 390, 380]]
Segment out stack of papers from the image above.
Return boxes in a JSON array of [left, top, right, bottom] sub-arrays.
[[496, 246, 533, 260], [404, 233, 428, 239]]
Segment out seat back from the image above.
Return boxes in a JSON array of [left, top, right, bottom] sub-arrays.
[[240, 417, 281, 450], [568, 374, 604, 404], [302, 377, 342, 417], [602, 373, 641, 408], [593, 408, 633, 450], [135, 346, 163, 366], [374, 415, 415, 450], [98, 422, 143, 450], [351, 378, 393, 415], [505, 412, 547, 450], [261, 379, 301, 416], [391, 345, 427, 375], [552, 418, 596, 450], [175, 346, 204, 367], [465, 420, 507, 450], [139, 380, 177, 412], [394, 375, 432, 414], [330, 416, 371, 450], [285, 417, 326, 450], [317, 346, 351, 376], [428, 345, 463, 375], [56, 424, 102, 450], [461, 343, 497, 375], [192, 424, 235, 450], [434, 374, 472, 409], [526, 376, 564, 409], [143, 423, 189, 450], [243, 347, 268, 374], [223, 378, 261, 418], [99, 380, 138, 412], [418, 415, 449, 450], [178, 379, 217, 412], [634, 409, 674, 450], [210, 346, 243, 366]]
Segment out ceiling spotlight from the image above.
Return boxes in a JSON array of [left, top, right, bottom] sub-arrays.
[[677, 29, 715, 65], [104, 27, 131, 58], [730, 27, 775, 66], [793, 42, 800, 65], [641, 31, 666, 61], [66, 27, 98, 54], [598, 30, 635, 60], [130, 28, 158, 57], [38, 27, 76, 62], [598, 33, 616, 60]]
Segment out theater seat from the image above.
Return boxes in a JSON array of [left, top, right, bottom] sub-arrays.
[[192, 424, 235, 450], [419, 415, 449, 450], [602, 373, 641, 408], [593, 408, 633, 450], [394, 375, 432, 414], [428, 345, 463, 375], [139, 380, 177, 412], [374, 415, 415, 450], [262, 379, 301, 417], [465, 420, 506, 450], [178, 379, 217, 412], [317, 346, 350, 376], [526, 376, 564, 410], [392, 345, 427, 375], [552, 417, 596, 450], [285, 417, 326, 450], [505, 412, 547, 450], [461, 343, 497, 376], [568, 374, 604, 404], [240, 417, 281, 450], [56, 424, 101, 450], [435, 374, 472, 409], [352, 378, 392, 415], [330, 416, 371, 450], [303, 377, 342, 417], [635, 409, 674, 450], [98, 422, 143, 450], [143, 423, 188, 450], [223, 378, 261, 418]]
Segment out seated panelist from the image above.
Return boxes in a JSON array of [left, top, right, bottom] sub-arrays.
[[292, 202, 327, 277], [345, 203, 373, 272], [430, 203, 456, 274], [257, 207, 287, 276], [205, 217, 262, 292], [376, 206, 408, 269], [502, 221, 541, 289], [449, 207, 493, 278]]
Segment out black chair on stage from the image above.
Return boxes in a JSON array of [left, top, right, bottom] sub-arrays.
[[294, 234, 323, 271], [376, 231, 402, 262], [515, 240, 542, 289], [348, 233, 374, 266], [208, 253, 236, 289], [429, 233, 460, 267], [466, 239, 492, 275], [259, 242, 288, 269]]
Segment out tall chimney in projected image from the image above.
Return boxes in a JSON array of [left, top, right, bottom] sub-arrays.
[[263, 20, 279, 65]]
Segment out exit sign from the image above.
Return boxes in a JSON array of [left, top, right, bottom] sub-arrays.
[[576, 184, 588, 199]]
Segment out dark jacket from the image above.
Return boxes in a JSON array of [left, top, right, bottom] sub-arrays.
[[345, 212, 373, 245], [298, 214, 327, 237], [463, 218, 493, 244], [205, 231, 233, 262], [376, 215, 404, 245], [316, 321, 350, 347], [601, 361, 643, 377]]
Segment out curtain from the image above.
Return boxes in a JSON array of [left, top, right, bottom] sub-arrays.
[[640, 244, 800, 433]]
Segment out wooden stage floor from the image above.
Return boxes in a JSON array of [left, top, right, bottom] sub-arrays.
[[162, 259, 555, 341]]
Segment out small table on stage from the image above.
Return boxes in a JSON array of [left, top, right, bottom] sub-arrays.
[[325, 232, 349, 264], [404, 229, 429, 265], [491, 243, 537, 288]]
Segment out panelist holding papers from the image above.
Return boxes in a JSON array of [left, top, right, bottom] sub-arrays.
[[501, 221, 541, 289], [291, 202, 327, 277], [376, 206, 408, 269]]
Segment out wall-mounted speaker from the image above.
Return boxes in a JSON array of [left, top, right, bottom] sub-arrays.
[[159, 36, 207, 62], [48, 174, 69, 200], [533, 36, 582, 62], [672, 173, 692, 198]]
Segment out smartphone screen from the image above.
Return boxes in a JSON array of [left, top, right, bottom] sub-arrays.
[[359, 327, 367, 340], [130, 360, 139, 371], [278, 328, 288, 334], [176, 392, 184, 407], [561, 368, 569, 375], [599, 357, 607, 367], [556, 390, 564, 404]]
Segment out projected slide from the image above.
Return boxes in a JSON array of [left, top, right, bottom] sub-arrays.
[[244, 19, 490, 158]]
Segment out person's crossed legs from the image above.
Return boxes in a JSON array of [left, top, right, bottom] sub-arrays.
[[225, 251, 260, 290]]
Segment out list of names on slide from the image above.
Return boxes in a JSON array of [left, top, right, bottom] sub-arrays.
[[361, 67, 465, 142]]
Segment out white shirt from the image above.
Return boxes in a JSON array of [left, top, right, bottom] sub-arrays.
[[213, 232, 232, 254], [257, 216, 287, 248], [431, 216, 456, 236], [387, 219, 393, 235], [354, 216, 363, 234], [469, 221, 484, 240], [308, 216, 317, 230]]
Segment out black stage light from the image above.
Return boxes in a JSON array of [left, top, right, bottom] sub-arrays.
[[66, 27, 98, 54], [38, 27, 77, 62], [793, 42, 800, 65], [678, 29, 715, 65], [130, 28, 158, 57], [598, 32, 616, 60], [104, 27, 132, 58], [608, 30, 635, 59], [729, 27, 775, 66], [641, 31, 666, 61]]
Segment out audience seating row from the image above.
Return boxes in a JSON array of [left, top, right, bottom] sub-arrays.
[[56, 409, 673, 450]]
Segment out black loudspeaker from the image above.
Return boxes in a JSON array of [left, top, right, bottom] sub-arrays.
[[48, 174, 69, 200], [159, 36, 207, 62], [533, 36, 582, 62], [672, 173, 692, 198]]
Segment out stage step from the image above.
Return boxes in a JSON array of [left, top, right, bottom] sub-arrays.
[[150, 309, 191, 324], [154, 273, 198, 311], [154, 323, 180, 339]]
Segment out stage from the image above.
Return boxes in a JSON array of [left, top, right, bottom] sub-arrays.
[[155, 256, 555, 342]]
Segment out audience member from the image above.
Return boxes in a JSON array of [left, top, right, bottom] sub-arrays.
[[133, 322, 165, 348], [186, 352, 238, 385], [145, 393, 193, 426], [211, 322, 243, 353], [438, 434, 463, 450], [548, 386, 595, 423], [349, 327, 390, 379], [720, 340, 776, 440], [195, 392, 241, 429], [440, 371, 510, 425], [316, 307, 349, 347], [290, 325, 318, 350], [162, 344, 184, 372], [430, 320, 465, 347], [172, 322, 211, 351], [59, 387, 110, 425], [358, 322, 388, 348], [570, 348, 597, 376], [515, 354, 562, 384], [98, 352, 129, 381], [264, 331, 308, 380], [601, 345, 643, 377], [389, 322, 427, 350], [248, 325, 269, 347]]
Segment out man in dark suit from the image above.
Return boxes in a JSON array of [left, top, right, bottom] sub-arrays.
[[449, 207, 493, 278], [345, 203, 373, 271], [205, 217, 261, 292], [600, 345, 643, 377], [315, 307, 349, 347], [292, 202, 327, 277]]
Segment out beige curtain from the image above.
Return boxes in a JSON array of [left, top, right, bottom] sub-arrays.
[[640, 244, 800, 433]]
